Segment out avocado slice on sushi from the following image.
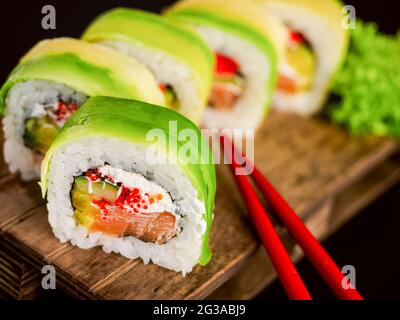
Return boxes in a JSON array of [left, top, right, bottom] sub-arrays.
[[71, 176, 118, 204], [24, 117, 58, 154]]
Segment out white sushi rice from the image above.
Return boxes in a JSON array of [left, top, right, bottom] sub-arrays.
[[267, 4, 346, 115], [196, 26, 271, 130], [98, 40, 203, 123], [46, 137, 206, 274], [3, 80, 87, 180]]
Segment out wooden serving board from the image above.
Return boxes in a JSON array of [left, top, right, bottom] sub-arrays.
[[0, 241, 40, 299], [0, 112, 398, 300]]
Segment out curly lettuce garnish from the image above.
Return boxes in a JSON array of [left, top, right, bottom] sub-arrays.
[[327, 21, 400, 138]]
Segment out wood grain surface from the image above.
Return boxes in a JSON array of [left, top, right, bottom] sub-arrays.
[[0, 112, 398, 299], [0, 241, 40, 299], [208, 155, 400, 299]]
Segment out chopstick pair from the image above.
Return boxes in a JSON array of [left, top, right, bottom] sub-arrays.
[[220, 135, 363, 300]]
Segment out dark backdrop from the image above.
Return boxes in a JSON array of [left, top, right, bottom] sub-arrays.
[[0, 0, 398, 81], [0, 0, 399, 300]]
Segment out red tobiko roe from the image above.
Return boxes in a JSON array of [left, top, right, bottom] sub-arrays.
[[96, 183, 167, 216], [86, 168, 99, 181], [289, 31, 304, 43], [92, 199, 111, 219], [56, 101, 78, 122], [114, 186, 153, 213], [115, 186, 130, 206], [215, 52, 239, 75]]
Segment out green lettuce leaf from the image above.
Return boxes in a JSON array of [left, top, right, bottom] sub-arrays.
[[327, 21, 400, 138]]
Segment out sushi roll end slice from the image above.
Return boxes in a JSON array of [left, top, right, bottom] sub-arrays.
[[0, 38, 164, 180], [166, 0, 287, 130], [253, 0, 349, 115], [82, 8, 214, 124], [40, 96, 216, 273]]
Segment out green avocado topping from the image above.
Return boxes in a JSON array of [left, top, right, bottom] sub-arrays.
[[24, 117, 58, 154]]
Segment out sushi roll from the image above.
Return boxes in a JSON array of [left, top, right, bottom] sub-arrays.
[[253, 0, 349, 115], [40, 96, 216, 274], [0, 38, 164, 180], [82, 8, 214, 124], [166, 0, 286, 130]]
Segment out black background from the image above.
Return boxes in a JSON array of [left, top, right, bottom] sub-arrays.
[[0, 0, 399, 81], [0, 0, 399, 300]]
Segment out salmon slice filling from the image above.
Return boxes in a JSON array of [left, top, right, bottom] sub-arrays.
[[277, 30, 316, 95], [209, 52, 245, 111], [71, 165, 180, 244]]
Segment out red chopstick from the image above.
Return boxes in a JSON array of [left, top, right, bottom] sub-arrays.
[[220, 135, 312, 300], [222, 134, 364, 300]]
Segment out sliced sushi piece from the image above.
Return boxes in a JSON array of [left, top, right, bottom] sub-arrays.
[[0, 38, 164, 180], [40, 96, 216, 274], [82, 8, 214, 124], [166, 0, 286, 130], [253, 0, 349, 115]]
